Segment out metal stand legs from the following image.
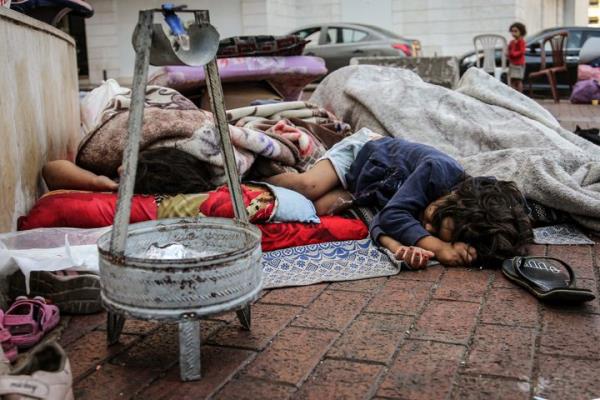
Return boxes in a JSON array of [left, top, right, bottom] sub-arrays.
[[106, 306, 252, 381], [107, 312, 125, 345], [236, 305, 251, 330], [178, 319, 201, 381]]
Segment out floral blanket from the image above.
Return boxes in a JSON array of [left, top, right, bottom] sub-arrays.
[[77, 82, 349, 184]]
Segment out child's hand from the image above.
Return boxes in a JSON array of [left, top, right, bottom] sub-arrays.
[[395, 246, 434, 270], [436, 242, 477, 267]]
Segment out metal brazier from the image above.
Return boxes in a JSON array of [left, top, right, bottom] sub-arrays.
[[97, 217, 262, 319]]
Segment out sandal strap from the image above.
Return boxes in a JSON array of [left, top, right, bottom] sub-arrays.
[[8, 297, 49, 310], [0, 330, 12, 343], [0, 376, 49, 398], [513, 256, 575, 292], [3, 314, 39, 331], [4, 298, 57, 332]]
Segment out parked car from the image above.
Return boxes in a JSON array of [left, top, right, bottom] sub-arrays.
[[289, 23, 421, 73], [459, 26, 600, 91]]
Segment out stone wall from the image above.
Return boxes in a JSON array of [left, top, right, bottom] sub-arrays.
[[0, 7, 81, 232]]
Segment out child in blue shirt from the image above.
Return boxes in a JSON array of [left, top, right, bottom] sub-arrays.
[[266, 128, 532, 269]]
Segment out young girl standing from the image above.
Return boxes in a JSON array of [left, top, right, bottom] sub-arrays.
[[508, 22, 527, 92]]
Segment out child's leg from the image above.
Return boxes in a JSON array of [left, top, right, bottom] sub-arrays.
[[313, 188, 353, 215], [265, 159, 340, 200], [511, 78, 523, 92]]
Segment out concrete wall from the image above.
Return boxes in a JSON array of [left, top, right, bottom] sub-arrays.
[[295, 0, 342, 28], [590, 0, 600, 27], [83, 0, 588, 83], [516, 0, 564, 36], [391, 0, 519, 57], [563, 0, 588, 25], [0, 7, 81, 232]]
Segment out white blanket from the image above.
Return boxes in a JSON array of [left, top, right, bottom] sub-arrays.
[[310, 66, 600, 232]]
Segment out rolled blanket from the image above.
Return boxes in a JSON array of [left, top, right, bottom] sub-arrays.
[[77, 82, 299, 183]]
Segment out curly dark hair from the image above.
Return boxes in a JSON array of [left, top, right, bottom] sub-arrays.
[[509, 22, 527, 37], [431, 177, 533, 266], [134, 147, 214, 195]]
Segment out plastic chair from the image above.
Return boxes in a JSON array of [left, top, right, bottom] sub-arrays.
[[528, 31, 569, 103], [473, 34, 509, 85]]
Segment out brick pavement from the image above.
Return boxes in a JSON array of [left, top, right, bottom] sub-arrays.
[[63, 242, 600, 399]]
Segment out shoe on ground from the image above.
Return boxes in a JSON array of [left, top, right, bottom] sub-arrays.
[[9, 270, 101, 315], [0, 341, 73, 400]]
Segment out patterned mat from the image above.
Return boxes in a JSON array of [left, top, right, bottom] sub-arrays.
[[262, 239, 402, 289], [533, 224, 594, 245]]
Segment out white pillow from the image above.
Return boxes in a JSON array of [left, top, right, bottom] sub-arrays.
[[262, 183, 320, 224]]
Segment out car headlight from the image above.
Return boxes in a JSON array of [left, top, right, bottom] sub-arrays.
[[462, 54, 477, 65]]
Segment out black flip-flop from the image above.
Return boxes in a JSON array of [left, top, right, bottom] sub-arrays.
[[502, 256, 595, 304]]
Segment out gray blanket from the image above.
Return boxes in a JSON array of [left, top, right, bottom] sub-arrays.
[[310, 65, 600, 232]]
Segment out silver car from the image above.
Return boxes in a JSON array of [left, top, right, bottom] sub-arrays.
[[289, 23, 421, 72]]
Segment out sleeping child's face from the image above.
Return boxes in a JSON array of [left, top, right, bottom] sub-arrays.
[[421, 195, 455, 242]]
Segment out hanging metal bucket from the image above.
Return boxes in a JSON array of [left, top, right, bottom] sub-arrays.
[[97, 218, 262, 320], [98, 6, 260, 381]]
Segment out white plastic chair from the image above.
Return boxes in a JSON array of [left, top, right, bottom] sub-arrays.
[[473, 34, 510, 85]]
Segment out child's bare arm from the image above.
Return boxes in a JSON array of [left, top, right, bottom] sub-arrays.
[[42, 160, 118, 192]]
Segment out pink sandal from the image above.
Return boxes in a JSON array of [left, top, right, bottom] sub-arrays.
[[4, 297, 60, 349], [0, 310, 18, 362]]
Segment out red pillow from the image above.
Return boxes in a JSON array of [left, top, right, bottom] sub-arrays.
[[17, 190, 368, 251], [17, 191, 157, 230], [259, 216, 368, 251]]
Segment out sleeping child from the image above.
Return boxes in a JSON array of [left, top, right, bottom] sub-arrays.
[[266, 128, 533, 269]]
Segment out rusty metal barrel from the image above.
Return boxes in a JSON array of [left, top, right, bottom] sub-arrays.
[[97, 217, 262, 319]]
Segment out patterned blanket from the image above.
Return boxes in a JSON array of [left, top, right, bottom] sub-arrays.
[[77, 83, 349, 184]]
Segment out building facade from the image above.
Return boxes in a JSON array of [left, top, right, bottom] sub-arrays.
[[84, 0, 589, 84], [590, 0, 600, 26]]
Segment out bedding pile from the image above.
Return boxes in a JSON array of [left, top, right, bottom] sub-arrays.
[[12, 65, 599, 292], [78, 80, 350, 184], [6, 80, 391, 292], [310, 65, 600, 232]]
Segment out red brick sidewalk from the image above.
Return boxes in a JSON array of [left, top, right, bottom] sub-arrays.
[[62, 242, 600, 399]]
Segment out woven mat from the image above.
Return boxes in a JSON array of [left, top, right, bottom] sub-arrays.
[[262, 239, 402, 289]]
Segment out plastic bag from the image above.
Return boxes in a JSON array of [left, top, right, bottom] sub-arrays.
[[140, 243, 218, 259], [570, 79, 600, 104], [0, 227, 108, 292]]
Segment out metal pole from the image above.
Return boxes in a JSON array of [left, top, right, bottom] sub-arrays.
[[109, 10, 154, 255], [196, 11, 248, 223]]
